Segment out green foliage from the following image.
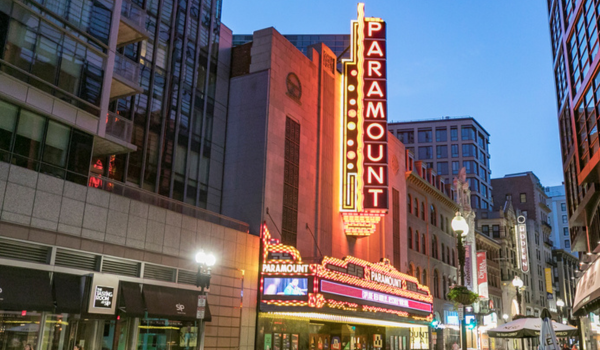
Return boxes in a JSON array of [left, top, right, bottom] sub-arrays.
[[447, 286, 480, 307]]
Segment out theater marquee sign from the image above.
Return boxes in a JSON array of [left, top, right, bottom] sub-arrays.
[[340, 3, 389, 236]]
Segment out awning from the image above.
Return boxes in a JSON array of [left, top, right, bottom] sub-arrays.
[[118, 282, 145, 317], [143, 285, 208, 321], [487, 316, 578, 338], [0, 265, 54, 311], [53, 273, 89, 314], [573, 256, 600, 316]]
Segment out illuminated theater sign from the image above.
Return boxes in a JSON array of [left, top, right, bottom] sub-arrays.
[[259, 224, 433, 321], [341, 3, 388, 236]]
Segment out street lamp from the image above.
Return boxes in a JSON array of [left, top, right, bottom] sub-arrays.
[[452, 212, 470, 350], [556, 299, 565, 324], [195, 250, 216, 293], [502, 314, 509, 322], [512, 276, 524, 315]]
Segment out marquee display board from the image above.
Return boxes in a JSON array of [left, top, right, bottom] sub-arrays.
[[259, 224, 433, 321], [340, 3, 389, 236]]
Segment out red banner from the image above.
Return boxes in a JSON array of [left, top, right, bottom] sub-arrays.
[[477, 251, 488, 299]]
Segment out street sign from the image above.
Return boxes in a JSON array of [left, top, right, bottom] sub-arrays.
[[197, 295, 206, 319]]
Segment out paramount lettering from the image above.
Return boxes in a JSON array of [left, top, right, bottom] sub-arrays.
[[262, 264, 309, 274]]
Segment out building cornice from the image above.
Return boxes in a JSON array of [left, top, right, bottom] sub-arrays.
[[406, 171, 459, 212]]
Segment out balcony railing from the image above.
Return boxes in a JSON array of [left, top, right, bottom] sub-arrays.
[[545, 237, 554, 247], [106, 111, 133, 143], [114, 53, 140, 83], [121, 0, 146, 31], [88, 174, 250, 233]]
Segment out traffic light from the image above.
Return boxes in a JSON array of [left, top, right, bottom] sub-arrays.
[[465, 315, 477, 330]]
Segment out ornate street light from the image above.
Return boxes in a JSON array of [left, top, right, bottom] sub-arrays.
[[556, 299, 565, 324], [512, 276, 524, 315], [451, 212, 469, 237], [195, 250, 216, 293], [502, 314, 509, 321]]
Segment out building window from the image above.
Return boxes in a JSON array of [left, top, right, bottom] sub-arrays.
[[0, 99, 93, 184], [414, 198, 419, 217], [452, 249, 456, 267], [431, 235, 438, 259], [430, 205, 437, 226], [461, 126, 476, 141], [451, 144, 459, 158], [422, 269, 428, 286], [433, 270, 440, 298], [482, 225, 489, 235], [561, 202, 567, 211], [436, 145, 448, 159], [421, 202, 425, 220], [437, 162, 448, 175], [451, 127, 458, 141], [418, 146, 433, 159], [418, 129, 432, 143], [408, 228, 413, 249], [462, 144, 477, 157], [441, 243, 446, 262], [520, 193, 527, 203], [393, 189, 400, 270], [415, 231, 420, 252], [452, 161, 459, 175], [421, 233, 426, 254], [397, 129, 414, 144], [408, 194, 412, 214], [463, 160, 477, 174], [564, 227, 569, 235], [436, 128, 447, 142], [565, 240, 571, 248], [492, 225, 500, 238], [281, 117, 300, 246], [562, 215, 568, 223]]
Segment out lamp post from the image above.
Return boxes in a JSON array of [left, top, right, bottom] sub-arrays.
[[452, 212, 469, 350], [502, 313, 509, 322], [195, 250, 216, 294], [512, 276, 523, 315], [556, 299, 565, 324]]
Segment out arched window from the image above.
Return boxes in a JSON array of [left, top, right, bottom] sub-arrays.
[[415, 231, 420, 252], [452, 249, 456, 267], [430, 205, 437, 225], [421, 202, 425, 220], [408, 227, 413, 249], [440, 214, 444, 231], [408, 195, 412, 214], [433, 270, 439, 298], [443, 276, 447, 300], [414, 198, 419, 217], [416, 267, 421, 283], [421, 233, 426, 254], [441, 243, 445, 262], [409, 264, 415, 277], [446, 246, 450, 264], [431, 235, 438, 259], [422, 269, 427, 286]]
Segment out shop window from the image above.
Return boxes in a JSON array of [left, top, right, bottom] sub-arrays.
[[0, 312, 43, 350]]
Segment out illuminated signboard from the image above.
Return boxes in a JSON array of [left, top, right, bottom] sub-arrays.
[[259, 223, 433, 320], [517, 215, 529, 273], [340, 3, 388, 236]]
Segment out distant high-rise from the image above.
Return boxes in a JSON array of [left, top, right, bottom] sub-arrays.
[[388, 117, 492, 210], [545, 185, 572, 253]]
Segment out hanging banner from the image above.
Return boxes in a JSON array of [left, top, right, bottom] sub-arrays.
[[465, 243, 473, 291], [477, 251, 489, 299], [545, 268, 553, 300]]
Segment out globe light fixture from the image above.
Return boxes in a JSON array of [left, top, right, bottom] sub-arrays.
[[512, 276, 523, 288], [556, 299, 565, 308], [195, 249, 216, 293], [502, 314, 509, 321], [451, 212, 469, 237]]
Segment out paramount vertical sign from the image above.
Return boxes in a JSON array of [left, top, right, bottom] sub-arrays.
[[341, 3, 388, 236]]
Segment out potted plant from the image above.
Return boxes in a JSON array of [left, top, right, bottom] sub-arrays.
[[447, 286, 480, 306]]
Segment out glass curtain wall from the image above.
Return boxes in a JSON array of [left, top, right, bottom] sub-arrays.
[[95, 0, 222, 209]]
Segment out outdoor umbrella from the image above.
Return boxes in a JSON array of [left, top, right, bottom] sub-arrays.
[[487, 316, 578, 338], [539, 309, 560, 350]]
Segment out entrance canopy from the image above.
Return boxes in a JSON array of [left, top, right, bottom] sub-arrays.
[[487, 317, 577, 338], [573, 256, 600, 316]]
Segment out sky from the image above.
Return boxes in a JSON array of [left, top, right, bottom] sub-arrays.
[[222, 0, 563, 187]]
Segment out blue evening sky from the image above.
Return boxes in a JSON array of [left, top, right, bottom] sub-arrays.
[[222, 1, 562, 187]]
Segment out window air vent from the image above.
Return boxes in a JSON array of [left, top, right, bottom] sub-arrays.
[[143, 264, 176, 282], [0, 238, 50, 264], [55, 249, 98, 271], [177, 270, 197, 285], [101, 258, 140, 277]]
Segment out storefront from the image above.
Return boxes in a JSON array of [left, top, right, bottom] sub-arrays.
[[257, 225, 433, 350], [0, 265, 211, 350], [573, 255, 600, 350]]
